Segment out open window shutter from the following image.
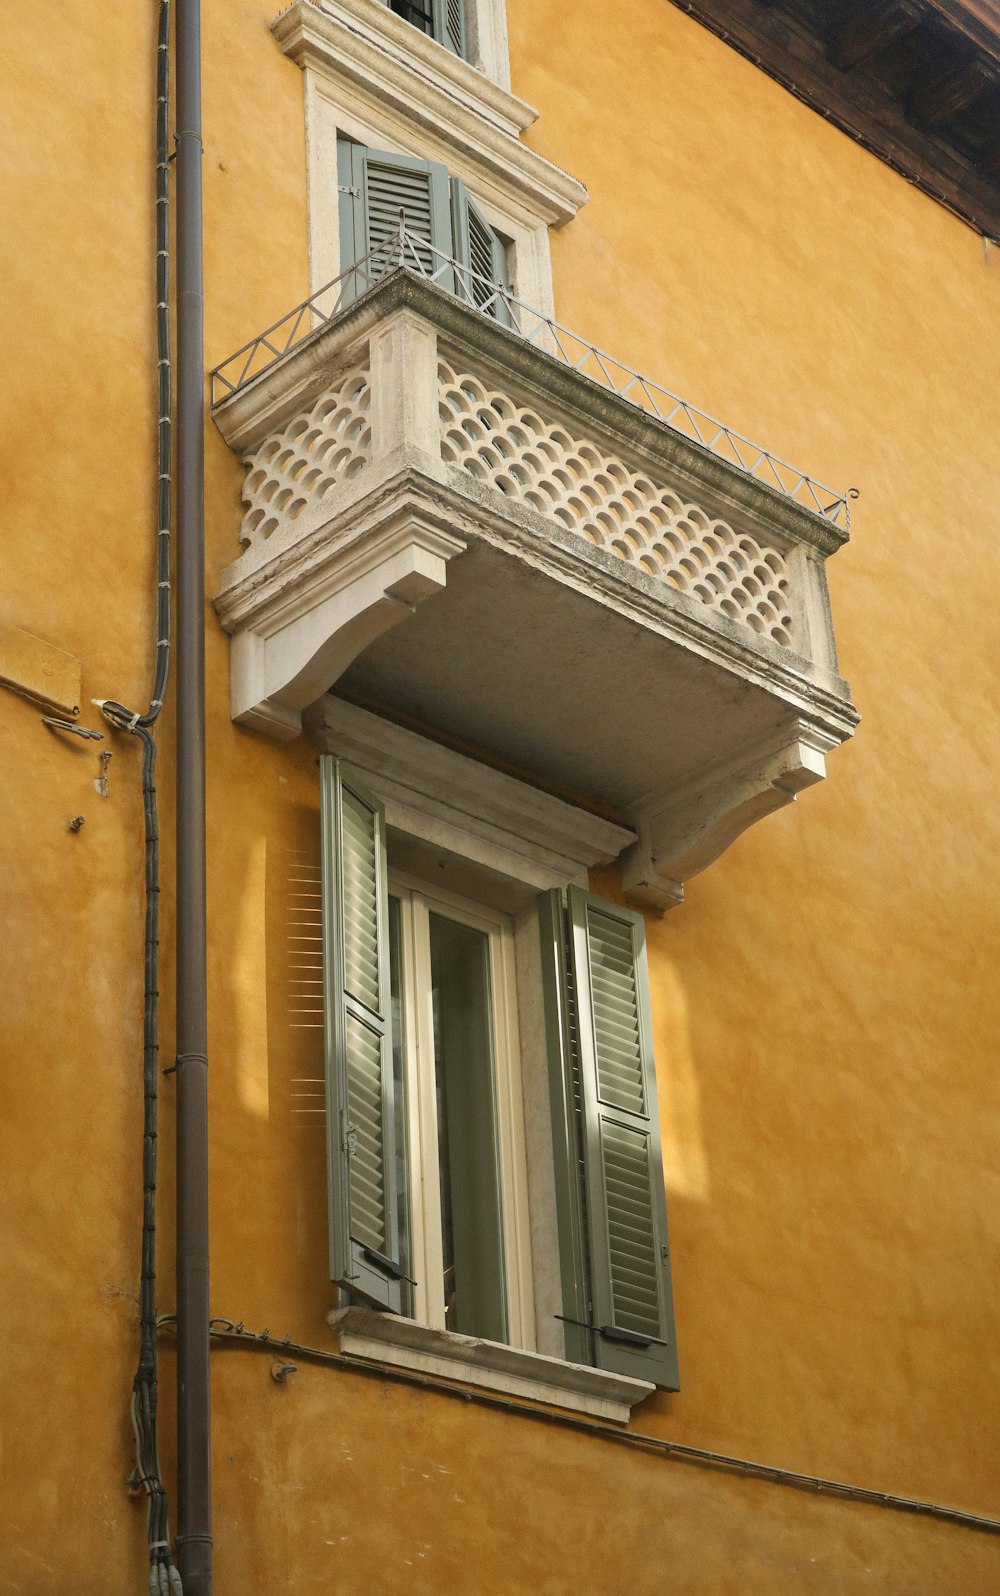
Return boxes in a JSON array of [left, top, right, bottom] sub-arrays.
[[538, 891, 592, 1368], [563, 886, 679, 1389], [432, 0, 466, 57], [345, 142, 453, 298], [450, 178, 512, 327], [320, 756, 404, 1313]]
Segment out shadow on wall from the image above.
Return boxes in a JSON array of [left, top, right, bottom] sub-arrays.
[[263, 803, 330, 1295]]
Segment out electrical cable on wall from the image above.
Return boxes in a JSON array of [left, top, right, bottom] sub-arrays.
[[95, 1, 181, 1590]]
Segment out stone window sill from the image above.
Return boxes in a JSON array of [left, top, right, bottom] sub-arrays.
[[327, 1306, 654, 1424]]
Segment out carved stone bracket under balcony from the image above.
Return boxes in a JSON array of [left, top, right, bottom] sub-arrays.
[[212, 271, 858, 906]]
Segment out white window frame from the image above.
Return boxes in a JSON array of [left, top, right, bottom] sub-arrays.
[[391, 872, 536, 1350]]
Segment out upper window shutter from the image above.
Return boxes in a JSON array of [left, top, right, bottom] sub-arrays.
[[342, 142, 453, 300], [450, 178, 512, 327], [432, 0, 467, 57], [565, 886, 679, 1390], [320, 756, 404, 1314]]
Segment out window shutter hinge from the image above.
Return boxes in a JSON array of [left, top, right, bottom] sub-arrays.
[[338, 183, 360, 197]]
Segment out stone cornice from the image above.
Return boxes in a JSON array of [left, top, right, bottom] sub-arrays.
[[271, 0, 588, 227], [307, 695, 635, 889]]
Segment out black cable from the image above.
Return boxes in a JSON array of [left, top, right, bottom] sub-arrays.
[[184, 1321, 1000, 1541], [98, 2, 179, 1590]]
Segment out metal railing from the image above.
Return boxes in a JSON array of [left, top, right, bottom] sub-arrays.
[[211, 224, 850, 528]]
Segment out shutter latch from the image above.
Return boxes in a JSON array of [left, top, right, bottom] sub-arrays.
[[359, 1243, 418, 1288], [555, 1312, 670, 1351], [341, 1111, 358, 1158]]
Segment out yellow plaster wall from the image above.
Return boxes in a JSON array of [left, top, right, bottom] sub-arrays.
[[1, 0, 998, 1590]]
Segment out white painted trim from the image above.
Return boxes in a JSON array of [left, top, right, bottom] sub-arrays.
[[307, 695, 636, 892], [391, 876, 536, 1349], [465, 0, 511, 91], [329, 1306, 655, 1423], [279, 0, 522, 123]]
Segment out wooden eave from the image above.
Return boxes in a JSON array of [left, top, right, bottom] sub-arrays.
[[669, 0, 1000, 240]]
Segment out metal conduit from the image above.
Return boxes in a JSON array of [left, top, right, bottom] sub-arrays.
[[174, 0, 212, 1586], [197, 1323, 1000, 1541]]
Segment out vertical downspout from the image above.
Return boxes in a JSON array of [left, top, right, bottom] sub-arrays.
[[174, 0, 212, 1589]]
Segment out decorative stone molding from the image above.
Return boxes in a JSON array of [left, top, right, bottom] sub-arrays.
[[328, 1305, 654, 1423], [273, 0, 588, 229], [621, 719, 842, 911], [241, 361, 372, 550], [218, 498, 465, 740], [439, 356, 797, 649], [306, 695, 636, 894], [213, 271, 858, 898]]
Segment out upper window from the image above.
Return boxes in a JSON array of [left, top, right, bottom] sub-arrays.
[[337, 137, 512, 322], [320, 756, 681, 1392], [385, 0, 468, 60]]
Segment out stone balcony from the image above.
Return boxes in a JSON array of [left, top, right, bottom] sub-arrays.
[[211, 265, 858, 907]]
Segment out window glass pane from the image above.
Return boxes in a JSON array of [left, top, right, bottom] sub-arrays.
[[387, 896, 412, 1314], [429, 912, 507, 1343], [389, 0, 434, 34]]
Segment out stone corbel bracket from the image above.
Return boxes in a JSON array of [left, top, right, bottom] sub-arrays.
[[216, 500, 465, 740], [622, 718, 842, 910], [213, 304, 464, 740]]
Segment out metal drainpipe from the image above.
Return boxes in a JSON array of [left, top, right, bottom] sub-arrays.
[[174, 0, 212, 1588]]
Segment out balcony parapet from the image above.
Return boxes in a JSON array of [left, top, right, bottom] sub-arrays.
[[211, 257, 858, 906]]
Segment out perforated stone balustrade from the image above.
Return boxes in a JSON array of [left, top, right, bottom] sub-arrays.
[[212, 271, 856, 906]]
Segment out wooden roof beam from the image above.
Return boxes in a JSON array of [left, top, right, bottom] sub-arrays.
[[904, 57, 998, 125], [827, 2, 924, 72]]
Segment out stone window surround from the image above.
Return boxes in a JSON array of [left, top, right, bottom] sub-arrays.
[[308, 695, 656, 1424], [272, 0, 589, 316], [328, 1305, 656, 1424]]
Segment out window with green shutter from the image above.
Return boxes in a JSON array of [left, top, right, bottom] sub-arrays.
[[320, 757, 405, 1313], [337, 139, 509, 315], [451, 177, 512, 325], [540, 887, 680, 1390], [321, 758, 678, 1391]]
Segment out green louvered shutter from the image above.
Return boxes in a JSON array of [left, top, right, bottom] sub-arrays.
[[320, 757, 404, 1313], [340, 142, 453, 301], [538, 891, 592, 1368], [450, 178, 512, 327], [545, 886, 679, 1389], [432, 0, 466, 56]]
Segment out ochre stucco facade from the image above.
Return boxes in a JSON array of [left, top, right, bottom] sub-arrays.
[[2, 1, 999, 1591]]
